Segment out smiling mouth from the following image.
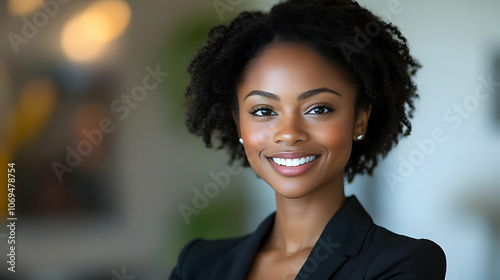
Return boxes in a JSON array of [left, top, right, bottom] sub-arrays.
[[267, 154, 321, 176], [271, 155, 319, 167]]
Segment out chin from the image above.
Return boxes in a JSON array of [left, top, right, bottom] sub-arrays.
[[265, 178, 318, 199]]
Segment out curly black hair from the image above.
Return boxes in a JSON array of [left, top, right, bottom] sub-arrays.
[[185, 0, 420, 183]]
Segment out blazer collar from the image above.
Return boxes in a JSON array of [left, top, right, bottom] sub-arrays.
[[212, 211, 275, 280], [212, 195, 373, 280], [295, 195, 373, 279]]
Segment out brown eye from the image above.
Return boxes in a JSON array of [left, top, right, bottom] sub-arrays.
[[250, 108, 276, 116], [256, 109, 274, 116], [308, 105, 333, 115], [313, 107, 326, 114]]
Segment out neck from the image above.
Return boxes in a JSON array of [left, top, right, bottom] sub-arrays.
[[266, 174, 346, 255]]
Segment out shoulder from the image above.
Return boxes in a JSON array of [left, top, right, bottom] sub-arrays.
[[169, 236, 248, 280], [362, 225, 447, 280]]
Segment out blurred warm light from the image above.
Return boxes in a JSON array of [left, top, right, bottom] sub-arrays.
[[85, 0, 131, 41], [0, 77, 56, 218], [8, 0, 44, 16], [61, 12, 109, 63], [15, 78, 57, 148], [61, 0, 131, 63]]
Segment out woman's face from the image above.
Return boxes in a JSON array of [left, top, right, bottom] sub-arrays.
[[235, 43, 370, 199]]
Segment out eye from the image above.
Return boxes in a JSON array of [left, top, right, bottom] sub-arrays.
[[307, 105, 334, 115], [249, 106, 277, 117]]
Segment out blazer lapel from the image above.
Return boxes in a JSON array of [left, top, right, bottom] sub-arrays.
[[211, 196, 372, 280], [295, 196, 373, 280], [211, 212, 276, 280]]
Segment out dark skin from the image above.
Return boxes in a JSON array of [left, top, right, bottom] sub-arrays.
[[233, 42, 371, 280]]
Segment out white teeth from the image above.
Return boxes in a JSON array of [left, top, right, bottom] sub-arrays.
[[271, 156, 317, 167]]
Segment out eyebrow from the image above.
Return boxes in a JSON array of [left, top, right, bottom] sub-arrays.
[[243, 87, 342, 102]]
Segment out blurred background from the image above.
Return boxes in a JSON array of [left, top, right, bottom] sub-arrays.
[[0, 0, 499, 279]]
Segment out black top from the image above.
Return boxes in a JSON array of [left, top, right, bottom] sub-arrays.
[[169, 196, 446, 279]]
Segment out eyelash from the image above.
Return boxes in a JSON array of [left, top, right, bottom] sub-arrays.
[[248, 104, 335, 117]]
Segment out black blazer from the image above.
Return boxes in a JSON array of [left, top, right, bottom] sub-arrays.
[[169, 196, 446, 279]]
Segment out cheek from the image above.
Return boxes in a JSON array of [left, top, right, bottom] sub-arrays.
[[316, 125, 349, 145], [311, 118, 353, 153], [240, 118, 272, 158]]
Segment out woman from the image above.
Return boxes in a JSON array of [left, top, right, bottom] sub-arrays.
[[170, 0, 446, 279]]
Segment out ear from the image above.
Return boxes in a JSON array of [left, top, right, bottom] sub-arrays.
[[232, 111, 241, 138], [353, 104, 372, 141]]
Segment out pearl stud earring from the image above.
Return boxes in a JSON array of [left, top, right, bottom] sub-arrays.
[[239, 138, 244, 144]]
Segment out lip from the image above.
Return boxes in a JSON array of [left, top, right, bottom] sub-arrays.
[[267, 152, 321, 176]]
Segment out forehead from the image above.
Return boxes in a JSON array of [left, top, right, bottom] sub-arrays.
[[238, 43, 356, 98]]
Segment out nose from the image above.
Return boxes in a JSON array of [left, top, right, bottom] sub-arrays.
[[273, 114, 309, 145]]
